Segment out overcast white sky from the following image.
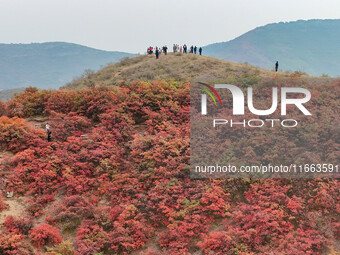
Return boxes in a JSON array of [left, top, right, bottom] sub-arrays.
[[0, 0, 339, 53]]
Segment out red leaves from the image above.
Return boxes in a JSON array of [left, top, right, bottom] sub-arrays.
[[76, 221, 109, 255], [0, 193, 6, 211], [199, 185, 230, 218], [29, 224, 62, 247], [0, 233, 31, 255], [198, 229, 248, 255], [26, 194, 55, 217], [0, 116, 44, 153], [0, 82, 338, 254], [45, 90, 77, 114], [49, 112, 91, 141], [273, 228, 328, 255], [199, 179, 338, 254], [3, 216, 33, 235], [6, 87, 50, 118], [76, 207, 154, 254], [286, 195, 304, 214]]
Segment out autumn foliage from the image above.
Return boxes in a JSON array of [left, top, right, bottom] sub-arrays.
[[29, 224, 62, 247], [0, 193, 5, 212], [0, 79, 338, 254]]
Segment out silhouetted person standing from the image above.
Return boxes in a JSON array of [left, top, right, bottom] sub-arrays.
[[163, 46, 168, 55], [183, 44, 187, 53], [199, 47, 202, 55], [194, 46, 197, 54], [275, 61, 279, 72], [190, 45, 194, 53], [47, 130, 52, 142], [155, 47, 160, 59]]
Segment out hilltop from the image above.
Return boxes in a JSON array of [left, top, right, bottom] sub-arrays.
[[0, 42, 133, 90], [204, 19, 340, 76], [64, 53, 296, 90]]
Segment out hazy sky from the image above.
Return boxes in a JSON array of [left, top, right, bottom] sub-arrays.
[[0, 0, 339, 53]]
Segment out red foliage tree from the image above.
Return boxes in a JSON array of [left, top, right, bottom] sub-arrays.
[[0, 233, 31, 255], [6, 87, 50, 117], [3, 216, 33, 235], [0, 116, 44, 153], [29, 224, 62, 247]]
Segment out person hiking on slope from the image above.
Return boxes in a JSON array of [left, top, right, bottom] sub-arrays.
[[194, 46, 197, 54], [46, 123, 52, 142], [46, 123, 50, 133], [275, 61, 279, 72], [47, 130, 52, 142], [199, 47, 202, 55]]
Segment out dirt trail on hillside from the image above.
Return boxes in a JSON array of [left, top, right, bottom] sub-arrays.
[[0, 118, 44, 227], [0, 198, 26, 225], [25, 116, 48, 130], [0, 151, 27, 227]]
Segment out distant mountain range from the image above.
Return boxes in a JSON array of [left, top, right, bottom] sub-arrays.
[[204, 19, 340, 76], [1, 19, 339, 100], [0, 88, 25, 102], [0, 42, 133, 90]]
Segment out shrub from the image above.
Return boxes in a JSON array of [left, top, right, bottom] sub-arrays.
[[55, 196, 95, 232], [47, 241, 76, 255], [49, 112, 91, 141], [29, 224, 62, 247], [0, 233, 31, 255], [0, 116, 44, 153], [0, 193, 6, 211], [3, 216, 33, 235], [76, 221, 109, 255], [6, 87, 50, 117]]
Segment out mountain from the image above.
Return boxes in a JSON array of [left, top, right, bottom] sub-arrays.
[[0, 88, 25, 102], [204, 19, 340, 76], [0, 42, 134, 90]]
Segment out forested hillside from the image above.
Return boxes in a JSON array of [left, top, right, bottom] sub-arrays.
[[0, 55, 338, 254]]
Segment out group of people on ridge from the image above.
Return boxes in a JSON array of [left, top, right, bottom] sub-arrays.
[[173, 44, 202, 55], [147, 44, 203, 59], [146, 45, 279, 72]]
